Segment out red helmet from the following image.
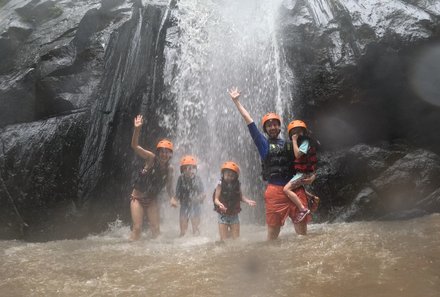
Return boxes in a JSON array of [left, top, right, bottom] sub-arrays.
[[156, 139, 173, 151], [261, 112, 281, 133], [221, 161, 240, 176]]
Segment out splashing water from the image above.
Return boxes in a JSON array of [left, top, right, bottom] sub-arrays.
[[1, 215, 439, 296], [163, 0, 294, 193]]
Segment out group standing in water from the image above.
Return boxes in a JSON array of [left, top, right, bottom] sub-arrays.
[[128, 87, 320, 242]]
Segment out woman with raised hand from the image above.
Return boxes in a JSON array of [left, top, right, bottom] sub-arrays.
[[129, 115, 175, 240]]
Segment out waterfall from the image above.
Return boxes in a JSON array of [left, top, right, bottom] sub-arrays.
[[163, 0, 294, 207]]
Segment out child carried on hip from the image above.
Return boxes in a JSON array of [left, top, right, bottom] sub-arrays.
[[283, 120, 320, 223]]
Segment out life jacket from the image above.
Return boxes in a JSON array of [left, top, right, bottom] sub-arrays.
[[261, 139, 295, 181], [133, 157, 169, 197], [176, 175, 201, 205], [213, 179, 241, 216], [293, 136, 318, 173]]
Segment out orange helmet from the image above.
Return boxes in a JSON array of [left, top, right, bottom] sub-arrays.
[[287, 120, 307, 135], [261, 112, 281, 132], [221, 161, 240, 175], [156, 139, 173, 151], [180, 155, 197, 167]]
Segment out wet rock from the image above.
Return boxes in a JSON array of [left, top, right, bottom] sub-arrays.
[[332, 187, 380, 222], [379, 208, 429, 221], [312, 143, 406, 219], [0, 1, 131, 128], [316, 144, 440, 222], [100, 0, 126, 11], [0, 69, 36, 127], [15, 0, 63, 25], [0, 1, 173, 240], [0, 112, 89, 240], [371, 149, 440, 210], [416, 187, 440, 213], [0, 21, 33, 74], [279, 0, 440, 153], [0, 0, 171, 240], [77, 4, 172, 229]]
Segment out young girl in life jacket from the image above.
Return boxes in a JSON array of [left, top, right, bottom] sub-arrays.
[[213, 161, 256, 241], [283, 120, 320, 223], [173, 155, 206, 237]]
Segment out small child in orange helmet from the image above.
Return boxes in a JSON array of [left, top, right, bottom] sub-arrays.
[[213, 161, 256, 241], [283, 120, 320, 223], [172, 155, 206, 236]]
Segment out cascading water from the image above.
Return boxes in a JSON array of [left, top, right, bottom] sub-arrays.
[[163, 0, 294, 218]]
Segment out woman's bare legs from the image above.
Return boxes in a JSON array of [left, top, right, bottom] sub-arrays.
[[146, 199, 160, 238], [130, 198, 144, 241]]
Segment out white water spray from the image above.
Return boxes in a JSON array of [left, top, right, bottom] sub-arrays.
[[164, 0, 294, 194]]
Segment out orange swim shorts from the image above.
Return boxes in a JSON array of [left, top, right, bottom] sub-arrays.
[[264, 184, 311, 227]]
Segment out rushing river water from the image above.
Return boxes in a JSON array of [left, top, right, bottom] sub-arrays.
[[1, 213, 439, 297]]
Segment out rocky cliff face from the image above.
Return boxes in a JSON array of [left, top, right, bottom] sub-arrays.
[[312, 143, 440, 222], [0, 0, 172, 240], [1, 0, 440, 240], [278, 0, 440, 222], [279, 0, 440, 151]]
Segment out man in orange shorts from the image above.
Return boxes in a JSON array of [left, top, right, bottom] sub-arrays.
[[228, 87, 313, 239]]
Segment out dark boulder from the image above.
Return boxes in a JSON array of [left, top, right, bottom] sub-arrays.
[[279, 0, 440, 153], [314, 143, 440, 222], [0, 112, 88, 241]]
